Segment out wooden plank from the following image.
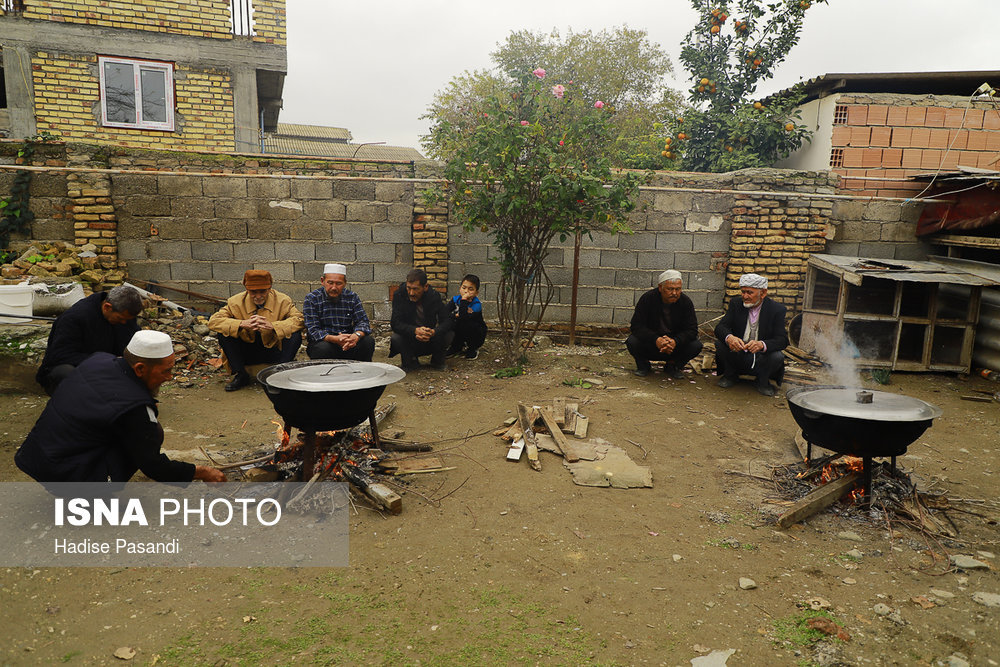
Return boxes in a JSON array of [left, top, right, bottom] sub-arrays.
[[517, 403, 542, 471], [573, 413, 589, 438], [776, 473, 860, 529], [564, 402, 578, 432], [935, 234, 1000, 249], [552, 398, 566, 426], [539, 407, 586, 462], [506, 438, 525, 461]]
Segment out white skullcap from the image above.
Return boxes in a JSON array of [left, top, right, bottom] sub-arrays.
[[126, 330, 174, 359], [323, 263, 347, 276], [739, 273, 768, 289], [658, 269, 682, 284]]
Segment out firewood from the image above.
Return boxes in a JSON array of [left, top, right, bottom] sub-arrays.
[[341, 464, 402, 515], [552, 398, 566, 426], [517, 404, 542, 472], [777, 472, 860, 529], [506, 438, 525, 461], [539, 407, 588, 462], [573, 413, 589, 438], [564, 402, 579, 431]]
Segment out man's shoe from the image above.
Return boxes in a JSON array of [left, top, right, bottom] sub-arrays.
[[717, 375, 737, 389], [756, 384, 776, 397], [225, 372, 252, 392], [464, 348, 479, 360], [446, 347, 462, 358], [633, 367, 651, 377], [666, 366, 686, 380], [400, 358, 421, 372], [431, 360, 448, 371]]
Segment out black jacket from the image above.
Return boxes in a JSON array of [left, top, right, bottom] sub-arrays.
[[390, 283, 454, 338], [629, 289, 699, 347], [16, 353, 195, 483], [714, 296, 788, 352], [36, 292, 139, 387]]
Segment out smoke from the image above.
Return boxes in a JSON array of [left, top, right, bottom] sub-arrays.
[[810, 329, 863, 388]]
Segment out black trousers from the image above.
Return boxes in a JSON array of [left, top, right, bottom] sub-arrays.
[[450, 319, 487, 352], [625, 335, 703, 371], [306, 335, 375, 362], [218, 330, 302, 375], [715, 344, 784, 388], [390, 331, 454, 367], [40, 363, 76, 396]]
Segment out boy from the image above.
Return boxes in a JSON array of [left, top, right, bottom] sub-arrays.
[[447, 274, 488, 359]]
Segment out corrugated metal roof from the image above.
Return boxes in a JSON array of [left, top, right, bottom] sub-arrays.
[[275, 123, 351, 141], [775, 71, 1000, 104], [261, 135, 423, 161]]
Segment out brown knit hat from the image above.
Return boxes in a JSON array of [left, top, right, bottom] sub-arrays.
[[242, 270, 272, 290]]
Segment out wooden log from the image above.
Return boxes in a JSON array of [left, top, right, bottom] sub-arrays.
[[564, 402, 578, 432], [341, 464, 402, 514], [517, 404, 542, 472], [378, 438, 433, 452], [539, 407, 586, 462], [776, 473, 860, 529]]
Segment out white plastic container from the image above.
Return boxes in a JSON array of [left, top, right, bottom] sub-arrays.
[[32, 282, 85, 316], [0, 282, 34, 323]]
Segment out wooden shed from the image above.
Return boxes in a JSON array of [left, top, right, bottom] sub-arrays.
[[799, 254, 998, 372]]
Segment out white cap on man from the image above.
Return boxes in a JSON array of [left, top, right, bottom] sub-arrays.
[[658, 269, 682, 284], [323, 263, 347, 276], [126, 330, 174, 358], [739, 273, 768, 289]]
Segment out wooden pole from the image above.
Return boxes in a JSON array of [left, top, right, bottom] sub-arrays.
[[569, 229, 581, 346], [776, 473, 860, 529]]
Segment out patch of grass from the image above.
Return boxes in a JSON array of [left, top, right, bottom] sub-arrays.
[[493, 365, 524, 379], [562, 377, 594, 388], [772, 609, 842, 650], [59, 650, 82, 663]]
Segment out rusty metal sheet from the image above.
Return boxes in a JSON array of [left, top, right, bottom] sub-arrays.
[[808, 254, 998, 286]]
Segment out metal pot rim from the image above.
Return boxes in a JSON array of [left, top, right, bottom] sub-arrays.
[[257, 360, 405, 393], [786, 385, 942, 422]]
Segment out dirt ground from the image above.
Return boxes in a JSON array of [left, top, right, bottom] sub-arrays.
[[1, 336, 998, 666]]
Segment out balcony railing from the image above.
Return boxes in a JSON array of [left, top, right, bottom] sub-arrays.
[[230, 0, 255, 36], [0, 0, 25, 14]]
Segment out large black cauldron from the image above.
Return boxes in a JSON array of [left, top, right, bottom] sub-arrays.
[[786, 385, 942, 458], [257, 360, 405, 432]]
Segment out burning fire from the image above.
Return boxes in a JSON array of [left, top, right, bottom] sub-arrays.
[[820, 456, 866, 502]]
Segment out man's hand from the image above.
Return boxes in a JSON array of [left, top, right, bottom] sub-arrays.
[[726, 334, 748, 352], [415, 326, 434, 342], [193, 465, 226, 482], [254, 316, 274, 332], [240, 315, 271, 331], [745, 340, 765, 354], [325, 333, 357, 350], [655, 335, 676, 354]]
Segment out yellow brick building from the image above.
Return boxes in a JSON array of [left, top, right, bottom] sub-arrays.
[[0, 0, 286, 152]]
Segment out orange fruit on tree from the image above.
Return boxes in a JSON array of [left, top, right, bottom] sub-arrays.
[[665, 137, 672, 145], [727, 146, 733, 152], [677, 132, 687, 140], [661, 150, 669, 157], [719, 12, 728, 21], [698, 85, 705, 92], [666, 151, 674, 159], [700, 77, 710, 86], [710, 25, 720, 33], [785, 123, 795, 131], [753, 101, 762, 109], [753, 58, 762, 66]]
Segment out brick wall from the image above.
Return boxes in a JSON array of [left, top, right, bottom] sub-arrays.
[[252, 0, 286, 45], [832, 93, 1000, 198], [31, 51, 236, 151], [23, 0, 237, 39]]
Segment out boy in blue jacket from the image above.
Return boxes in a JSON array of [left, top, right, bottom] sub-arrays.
[[447, 274, 488, 359]]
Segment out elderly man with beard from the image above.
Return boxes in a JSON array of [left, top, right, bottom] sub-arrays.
[[15, 330, 226, 483], [626, 269, 703, 378], [302, 263, 374, 362], [209, 269, 304, 391], [714, 273, 788, 397]]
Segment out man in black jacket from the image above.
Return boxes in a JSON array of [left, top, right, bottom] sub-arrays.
[[626, 269, 703, 378], [36, 285, 143, 395], [714, 273, 788, 397], [16, 330, 226, 484], [389, 268, 454, 371]]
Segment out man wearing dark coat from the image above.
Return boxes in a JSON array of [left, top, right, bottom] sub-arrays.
[[35, 285, 143, 395], [389, 268, 454, 371], [16, 330, 226, 483], [714, 273, 788, 397], [626, 269, 703, 378]]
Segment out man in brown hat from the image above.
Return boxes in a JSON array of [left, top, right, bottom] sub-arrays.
[[208, 270, 304, 391]]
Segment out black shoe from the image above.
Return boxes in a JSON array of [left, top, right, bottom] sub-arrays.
[[431, 360, 448, 371], [717, 376, 737, 389], [464, 348, 479, 360], [401, 360, 421, 372], [666, 366, 686, 380], [446, 347, 463, 358], [633, 367, 651, 377], [756, 384, 776, 397], [225, 372, 252, 392]]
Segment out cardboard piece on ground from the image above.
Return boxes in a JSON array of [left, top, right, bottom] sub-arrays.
[[563, 443, 652, 489], [535, 433, 560, 454]]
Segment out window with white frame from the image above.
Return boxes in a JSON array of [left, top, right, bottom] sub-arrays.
[[99, 56, 174, 131]]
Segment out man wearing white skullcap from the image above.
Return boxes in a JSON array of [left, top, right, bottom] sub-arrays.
[[626, 270, 703, 378], [714, 272, 788, 396], [302, 262, 374, 362], [16, 330, 226, 483]]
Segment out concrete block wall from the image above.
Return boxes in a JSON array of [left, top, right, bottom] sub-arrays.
[[0, 140, 74, 245], [832, 93, 1000, 198]]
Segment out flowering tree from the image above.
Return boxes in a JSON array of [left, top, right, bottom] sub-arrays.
[[666, 0, 828, 172], [426, 69, 642, 363]]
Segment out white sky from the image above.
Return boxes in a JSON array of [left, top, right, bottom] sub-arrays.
[[281, 0, 1000, 153]]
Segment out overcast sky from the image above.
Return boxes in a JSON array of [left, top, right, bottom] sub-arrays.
[[281, 0, 999, 153]]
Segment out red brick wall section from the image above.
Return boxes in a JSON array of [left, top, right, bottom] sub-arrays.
[[830, 94, 1000, 198]]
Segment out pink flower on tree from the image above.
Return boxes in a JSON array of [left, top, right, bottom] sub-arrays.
[[532, 68, 546, 79], [520, 120, 529, 126], [558, 140, 564, 146], [552, 84, 565, 99], [594, 100, 605, 109]]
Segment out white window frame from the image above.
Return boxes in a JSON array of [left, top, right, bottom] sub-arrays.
[[98, 56, 175, 131]]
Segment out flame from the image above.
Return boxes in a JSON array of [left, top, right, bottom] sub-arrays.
[[843, 456, 864, 472], [848, 487, 865, 503]]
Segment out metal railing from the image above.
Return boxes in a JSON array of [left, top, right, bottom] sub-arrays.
[[0, 0, 25, 14], [230, 0, 255, 36]]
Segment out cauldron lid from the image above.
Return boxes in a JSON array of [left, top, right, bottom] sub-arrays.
[[263, 361, 405, 392], [787, 386, 942, 422]]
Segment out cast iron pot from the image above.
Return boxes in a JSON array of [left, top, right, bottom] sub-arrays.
[[257, 360, 405, 432], [786, 385, 942, 458]]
